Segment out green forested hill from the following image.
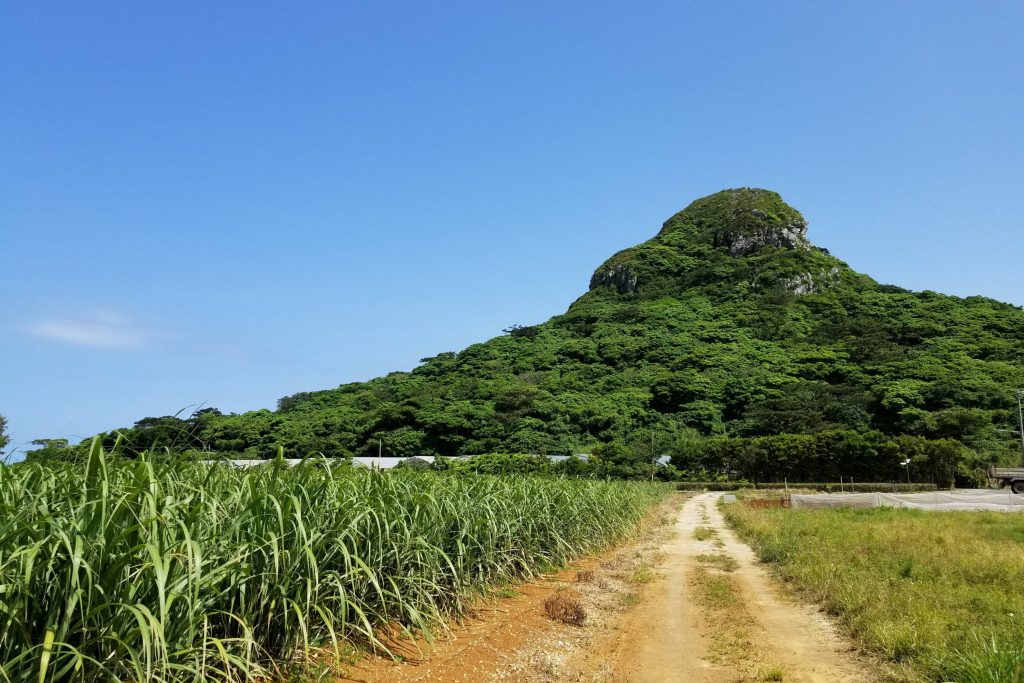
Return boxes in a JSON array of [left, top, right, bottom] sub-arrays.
[[52, 189, 1024, 480]]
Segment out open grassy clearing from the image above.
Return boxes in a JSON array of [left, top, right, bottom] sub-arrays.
[[724, 501, 1024, 682], [0, 439, 670, 682]]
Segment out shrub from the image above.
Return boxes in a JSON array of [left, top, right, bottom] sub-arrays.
[[676, 482, 938, 492], [672, 431, 977, 487]]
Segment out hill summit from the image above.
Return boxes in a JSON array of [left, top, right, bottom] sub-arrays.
[[65, 189, 1024, 481], [660, 188, 809, 252], [591, 188, 819, 294], [590, 188, 851, 302]]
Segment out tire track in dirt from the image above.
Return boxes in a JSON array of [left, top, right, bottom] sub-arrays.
[[604, 492, 879, 683]]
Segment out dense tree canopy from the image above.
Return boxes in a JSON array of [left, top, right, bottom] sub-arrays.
[[50, 190, 1024, 481]]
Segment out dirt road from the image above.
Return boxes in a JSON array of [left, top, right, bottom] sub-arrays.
[[605, 492, 876, 682], [341, 493, 881, 682]]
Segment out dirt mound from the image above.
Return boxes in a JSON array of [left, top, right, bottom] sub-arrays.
[[544, 589, 587, 626]]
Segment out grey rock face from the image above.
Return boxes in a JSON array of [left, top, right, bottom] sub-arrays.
[[778, 266, 841, 295], [589, 264, 639, 293], [783, 272, 817, 295], [717, 210, 809, 256]]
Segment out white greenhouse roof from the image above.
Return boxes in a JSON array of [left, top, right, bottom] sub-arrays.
[[205, 456, 435, 470]]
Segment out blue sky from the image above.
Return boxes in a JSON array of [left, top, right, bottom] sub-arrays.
[[2, 1, 1022, 456]]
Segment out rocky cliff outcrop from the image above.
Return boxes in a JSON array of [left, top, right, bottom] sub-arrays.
[[589, 263, 639, 293], [589, 188, 823, 295], [714, 208, 809, 256]]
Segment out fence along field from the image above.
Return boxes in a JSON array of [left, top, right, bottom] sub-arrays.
[[0, 439, 670, 682]]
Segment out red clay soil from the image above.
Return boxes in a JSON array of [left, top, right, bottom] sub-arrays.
[[337, 562, 595, 683]]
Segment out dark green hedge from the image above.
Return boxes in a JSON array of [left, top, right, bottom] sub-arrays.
[[676, 481, 938, 492], [671, 431, 980, 488]]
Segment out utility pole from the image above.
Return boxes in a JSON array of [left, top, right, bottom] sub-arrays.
[[650, 430, 656, 482], [1017, 390, 1024, 467], [378, 438, 383, 470]]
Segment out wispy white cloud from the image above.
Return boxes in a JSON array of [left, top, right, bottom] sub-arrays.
[[25, 312, 152, 350]]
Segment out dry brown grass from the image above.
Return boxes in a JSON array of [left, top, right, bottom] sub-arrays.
[[744, 498, 788, 509], [576, 569, 595, 583], [544, 589, 587, 626], [696, 553, 739, 573]]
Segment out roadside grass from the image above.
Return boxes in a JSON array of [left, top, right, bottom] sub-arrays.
[[733, 488, 789, 501], [619, 591, 641, 607], [631, 562, 656, 584], [494, 586, 519, 599], [690, 564, 757, 673], [696, 570, 738, 609], [724, 503, 1024, 681], [757, 663, 786, 681], [696, 553, 739, 573]]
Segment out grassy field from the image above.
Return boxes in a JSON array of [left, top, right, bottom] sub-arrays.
[[724, 501, 1024, 682], [0, 439, 670, 682]]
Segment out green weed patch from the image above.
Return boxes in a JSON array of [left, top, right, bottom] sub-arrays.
[[725, 504, 1024, 681]]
